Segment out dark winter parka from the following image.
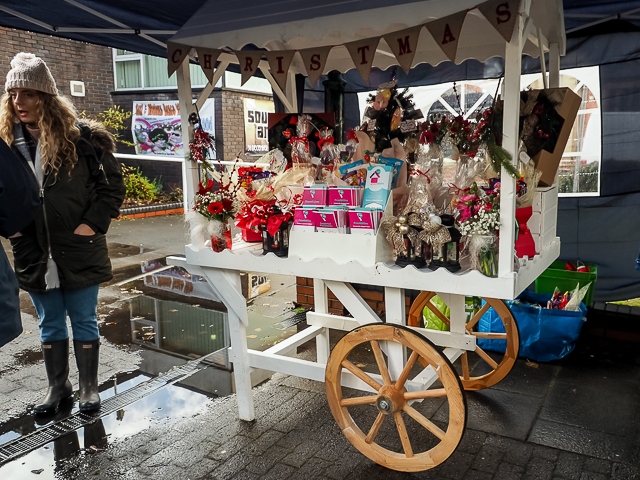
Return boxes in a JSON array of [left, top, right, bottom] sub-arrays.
[[10, 120, 125, 293]]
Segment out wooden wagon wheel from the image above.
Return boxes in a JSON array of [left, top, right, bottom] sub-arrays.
[[325, 323, 466, 472], [408, 292, 519, 391]]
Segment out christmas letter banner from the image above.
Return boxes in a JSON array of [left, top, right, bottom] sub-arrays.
[[196, 48, 223, 84], [383, 25, 422, 74], [239, 50, 265, 86], [478, 0, 520, 43], [426, 10, 468, 62], [344, 37, 381, 84], [265, 50, 296, 91], [167, 42, 190, 77], [298, 46, 332, 86]]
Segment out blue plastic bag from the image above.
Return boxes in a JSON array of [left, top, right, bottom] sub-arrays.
[[478, 290, 587, 362]]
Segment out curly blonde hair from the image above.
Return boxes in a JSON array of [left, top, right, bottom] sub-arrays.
[[0, 91, 80, 178]]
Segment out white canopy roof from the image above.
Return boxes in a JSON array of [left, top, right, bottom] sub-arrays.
[[170, 0, 565, 74]]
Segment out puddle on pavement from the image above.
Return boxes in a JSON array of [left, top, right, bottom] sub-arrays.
[[0, 372, 212, 479], [0, 266, 300, 475]]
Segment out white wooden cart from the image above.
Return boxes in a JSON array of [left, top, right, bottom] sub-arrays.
[[168, 0, 566, 472]]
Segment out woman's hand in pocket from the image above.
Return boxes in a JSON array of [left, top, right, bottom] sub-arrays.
[[74, 224, 96, 236]]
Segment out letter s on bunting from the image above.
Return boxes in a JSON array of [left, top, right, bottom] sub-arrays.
[[478, 0, 520, 43], [298, 46, 332, 87]]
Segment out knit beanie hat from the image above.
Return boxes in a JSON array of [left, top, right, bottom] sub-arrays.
[[5, 52, 58, 96]]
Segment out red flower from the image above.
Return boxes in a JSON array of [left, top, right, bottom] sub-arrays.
[[207, 202, 224, 215], [198, 179, 214, 194], [221, 198, 233, 212], [289, 116, 298, 125]]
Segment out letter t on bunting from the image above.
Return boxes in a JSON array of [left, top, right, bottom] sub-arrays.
[[238, 50, 265, 86], [265, 50, 296, 91], [298, 46, 332, 87], [383, 26, 422, 74], [477, 0, 520, 43], [167, 42, 191, 77], [345, 37, 381, 84], [426, 10, 468, 62], [196, 48, 223, 84]]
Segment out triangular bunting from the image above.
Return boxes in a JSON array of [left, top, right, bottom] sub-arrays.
[[477, 0, 520, 43], [383, 26, 422, 74], [298, 46, 332, 87], [345, 37, 381, 84], [426, 10, 468, 62], [265, 50, 296, 91], [167, 42, 190, 77], [238, 50, 265, 85], [196, 48, 222, 84]]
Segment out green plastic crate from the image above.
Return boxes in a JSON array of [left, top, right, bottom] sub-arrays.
[[535, 260, 598, 307]]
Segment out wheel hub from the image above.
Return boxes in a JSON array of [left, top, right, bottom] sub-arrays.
[[376, 385, 407, 415]]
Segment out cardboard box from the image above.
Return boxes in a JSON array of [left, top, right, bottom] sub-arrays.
[[528, 88, 582, 187]]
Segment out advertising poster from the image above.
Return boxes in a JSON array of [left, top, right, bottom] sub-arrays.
[[244, 98, 274, 155], [132, 99, 215, 157]]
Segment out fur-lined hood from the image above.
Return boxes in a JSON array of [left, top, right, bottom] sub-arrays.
[[78, 119, 116, 154]]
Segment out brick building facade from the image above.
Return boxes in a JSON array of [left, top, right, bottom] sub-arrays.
[[0, 27, 273, 189]]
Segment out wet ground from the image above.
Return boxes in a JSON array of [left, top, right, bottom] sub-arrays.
[[1, 217, 639, 479]]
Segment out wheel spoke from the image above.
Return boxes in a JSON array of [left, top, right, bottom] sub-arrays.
[[395, 351, 419, 389], [394, 412, 414, 458], [475, 345, 499, 369], [404, 388, 447, 400], [473, 332, 508, 340], [403, 404, 445, 440], [370, 340, 392, 385], [341, 359, 383, 391], [340, 395, 378, 407], [424, 302, 451, 327], [461, 352, 470, 380], [466, 302, 491, 331], [365, 412, 385, 444]]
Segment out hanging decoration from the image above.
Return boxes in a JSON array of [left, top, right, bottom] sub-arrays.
[[178, 0, 523, 86], [196, 48, 223, 84]]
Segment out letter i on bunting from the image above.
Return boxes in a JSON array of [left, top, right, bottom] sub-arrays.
[[426, 10, 468, 62], [298, 46, 332, 87], [383, 25, 422, 74], [238, 50, 265, 85], [196, 48, 222, 84], [345, 37, 381, 84], [265, 50, 296, 91], [477, 0, 520, 43], [167, 42, 190, 77]]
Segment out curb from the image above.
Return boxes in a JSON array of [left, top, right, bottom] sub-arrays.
[[119, 202, 184, 219]]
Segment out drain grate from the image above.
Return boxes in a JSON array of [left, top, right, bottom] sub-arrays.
[[0, 357, 209, 465], [272, 311, 307, 330]]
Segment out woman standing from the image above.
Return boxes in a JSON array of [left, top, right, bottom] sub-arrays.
[[0, 53, 125, 414]]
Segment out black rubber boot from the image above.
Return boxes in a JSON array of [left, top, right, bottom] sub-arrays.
[[35, 339, 73, 415], [73, 339, 101, 412]]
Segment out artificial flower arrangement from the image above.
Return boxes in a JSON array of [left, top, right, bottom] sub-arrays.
[[192, 178, 240, 251], [455, 181, 500, 277]]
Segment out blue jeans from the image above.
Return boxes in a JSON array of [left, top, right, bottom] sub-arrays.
[[30, 285, 100, 342]]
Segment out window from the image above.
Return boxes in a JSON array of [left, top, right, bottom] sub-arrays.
[[113, 49, 209, 90]]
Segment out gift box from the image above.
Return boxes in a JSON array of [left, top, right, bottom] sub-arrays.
[[530, 185, 558, 254], [522, 88, 582, 187], [241, 226, 262, 242]]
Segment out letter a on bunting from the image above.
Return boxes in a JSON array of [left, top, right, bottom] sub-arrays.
[[265, 50, 296, 91], [298, 46, 332, 87], [196, 48, 223, 84], [426, 10, 468, 62], [478, 0, 520, 43], [345, 37, 381, 84], [383, 26, 422, 74], [238, 50, 265, 86], [167, 42, 190, 77]]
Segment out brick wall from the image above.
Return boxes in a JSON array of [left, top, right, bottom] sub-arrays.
[[0, 28, 113, 116], [295, 277, 422, 319]]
